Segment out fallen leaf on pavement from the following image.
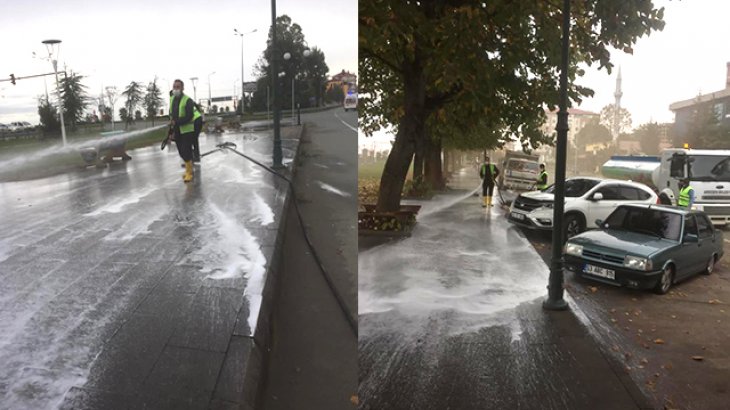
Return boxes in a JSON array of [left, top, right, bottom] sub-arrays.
[[709, 299, 721, 304], [670, 315, 677, 319], [611, 318, 618, 323], [610, 308, 617, 313], [640, 358, 649, 365], [691, 356, 704, 361], [350, 395, 359, 405], [642, 343, 650, 349], [612, 345, 620, 352], [589, 286, 598, 293], [654, 339, 665, 344]]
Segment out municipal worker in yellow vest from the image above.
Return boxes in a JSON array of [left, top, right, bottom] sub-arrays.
[[479, 155, 500, 207], [677, 178, 695, 208], [536, 164, 549, 191], [169, 79, 202, 182]]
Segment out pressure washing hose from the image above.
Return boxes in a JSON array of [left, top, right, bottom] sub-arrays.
[[201, 141, 358, 337]]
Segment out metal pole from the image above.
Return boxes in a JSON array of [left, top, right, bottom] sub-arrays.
[[291, 75, 296, 125], [271, 0, 283, 168], [543, 0, 570, 311], [241, 35, 245, 113], [53, 60, 67, 147]]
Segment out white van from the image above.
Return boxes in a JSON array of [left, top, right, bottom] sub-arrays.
[[344, 93, 357, 111]]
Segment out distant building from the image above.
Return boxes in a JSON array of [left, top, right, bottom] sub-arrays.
[[669, 62, 730, 142], [327, 70, 357, 96], [540, 108, 600, 145]]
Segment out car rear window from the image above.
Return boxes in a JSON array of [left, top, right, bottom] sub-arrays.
[[544, 179, 600, 197], [604, 207, 682, 241]]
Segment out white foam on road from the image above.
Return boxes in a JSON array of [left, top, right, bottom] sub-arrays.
[[84, 186, 158, 216], [194, 203, 267, 335], [318, 182, 351, 197], [249, 193, 274, 226]]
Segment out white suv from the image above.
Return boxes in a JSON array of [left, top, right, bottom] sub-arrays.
[[508, 177, 658, 238]]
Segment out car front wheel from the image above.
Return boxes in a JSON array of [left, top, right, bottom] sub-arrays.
[[654, 265, 674, 295], [564, 214, 585, 239]]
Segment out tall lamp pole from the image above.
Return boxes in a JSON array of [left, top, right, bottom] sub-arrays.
[[207, 71, 216, 112], [271, 0, 283, 168], [543, 0, 571, 311], [42, 39, 67, 147], [234, 28, 257, 114], [190, 76, 198, 102]]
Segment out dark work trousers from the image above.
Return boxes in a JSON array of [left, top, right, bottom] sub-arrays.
[[192, 117, 203, 160], [482, 181, 495, 197], [176, 132, 195, 162]]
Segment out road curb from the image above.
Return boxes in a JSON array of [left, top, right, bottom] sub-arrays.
[[216, 124, 306, 410]]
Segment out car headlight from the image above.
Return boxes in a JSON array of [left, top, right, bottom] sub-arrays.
[[624, 255, 652, 271], [564, 243, 583, 256]]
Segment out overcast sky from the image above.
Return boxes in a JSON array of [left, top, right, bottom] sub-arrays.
[[0, 0, 357, 124], [573, 0, 729, 126]]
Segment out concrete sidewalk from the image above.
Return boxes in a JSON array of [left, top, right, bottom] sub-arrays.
[[358, 168, 652, 410]]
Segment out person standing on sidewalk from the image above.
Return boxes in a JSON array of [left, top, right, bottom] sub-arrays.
[[479, 155, 500, 207], [536, 163, 549, 191], [169, 79, 202, 182]]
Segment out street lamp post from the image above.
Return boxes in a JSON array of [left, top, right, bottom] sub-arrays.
[[543, 0, 571, 311], [271, 0, 283, 168], [207, 71, 216, 112], [190, 76, 198, 102], [42, 39, 67, 147], [283, 49, 311, 125], [234, 28, 257, 114]]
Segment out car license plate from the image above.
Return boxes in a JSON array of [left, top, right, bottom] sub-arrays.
[[511, 212, 525, 221], [583, 264, 615, 280]]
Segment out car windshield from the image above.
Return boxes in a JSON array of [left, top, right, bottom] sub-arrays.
[[688, 155, 730, 181], [543, 178, 600, 197], [603, 206, 682, 241], [506, 160, 538, 174]]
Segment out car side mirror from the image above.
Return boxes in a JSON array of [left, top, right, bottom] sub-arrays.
[[595, 219, 604, 227], [592, 192, 604, 201], [684, 233, 699, 243]]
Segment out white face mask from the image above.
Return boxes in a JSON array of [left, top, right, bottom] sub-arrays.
[[172, 89, 182, 97]]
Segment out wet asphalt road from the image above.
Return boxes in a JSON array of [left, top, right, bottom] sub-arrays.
[[0, 127, 298, 408], [262, 108, 358, 409]]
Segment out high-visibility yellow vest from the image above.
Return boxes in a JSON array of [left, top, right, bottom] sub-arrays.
[[678, 185, 693, 207], [537, 171, 549, 190], [170, 94, 202, 134]]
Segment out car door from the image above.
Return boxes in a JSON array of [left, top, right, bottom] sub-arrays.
[[696, 214, 717, 267], [676, 215, 702, 279], [586, 184, 621, 223]]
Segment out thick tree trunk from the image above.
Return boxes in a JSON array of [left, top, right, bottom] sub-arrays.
[[376, 59, 426, 212], [424, 136, 444, 190], [412, 137, 424, 185]]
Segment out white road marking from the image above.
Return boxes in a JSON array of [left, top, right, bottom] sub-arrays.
[[334, 111, 357, 133]]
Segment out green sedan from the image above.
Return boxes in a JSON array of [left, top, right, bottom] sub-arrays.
[[563, 204, 723, 294]]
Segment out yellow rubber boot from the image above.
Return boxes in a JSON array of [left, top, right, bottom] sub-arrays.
[[183, 160, 193, 182], [482, 196, 488, 207], [486, 196, 492, 207]]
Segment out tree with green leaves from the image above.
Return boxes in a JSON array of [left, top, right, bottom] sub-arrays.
[[575, 117, 612, 146], [599, 103, 632, 138], [59, 71, 88, 131], [360, 0, 664, 212], [326, 84, 345, 104], [144, 79, 163, 125], [634, 121, 662, 154], [252, 15, 330, 111], [119, 107, 129, 123], [122, 81, 144, 128], [37, 95, 60, 137]]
